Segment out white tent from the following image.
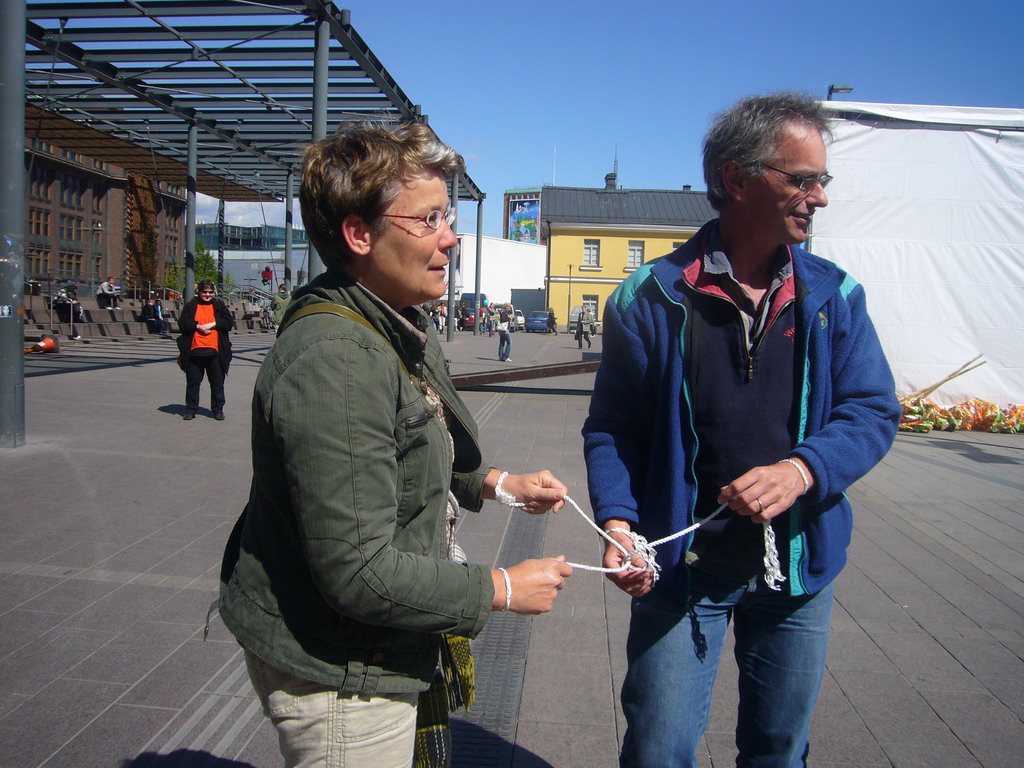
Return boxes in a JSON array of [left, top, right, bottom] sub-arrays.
[[813, 101, 1024, 406]]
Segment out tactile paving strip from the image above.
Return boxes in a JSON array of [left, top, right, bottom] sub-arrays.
[[451, 508, 548, 767]]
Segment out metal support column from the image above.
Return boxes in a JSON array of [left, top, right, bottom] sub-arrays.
[[306, 14, 330, 280], [184, 122, 197, 302], [0, 0, 26, 448], [217, 198, 225, 290], [473, 198, 485, 336], [284, 171, 294, 287], [445, 175, 458, 342]]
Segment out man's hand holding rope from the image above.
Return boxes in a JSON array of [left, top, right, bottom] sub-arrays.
[[718, 457, 814, 523], [601, 520, 655, 598]]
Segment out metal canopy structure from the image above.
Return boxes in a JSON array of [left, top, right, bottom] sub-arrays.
[[4, 1, 489, 449], [24, 0, 483, 203]]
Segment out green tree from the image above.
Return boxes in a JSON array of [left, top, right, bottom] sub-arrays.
[[165, 241, 233, 293]]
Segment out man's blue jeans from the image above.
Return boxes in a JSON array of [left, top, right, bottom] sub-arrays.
[[619, 569, 833, 768]]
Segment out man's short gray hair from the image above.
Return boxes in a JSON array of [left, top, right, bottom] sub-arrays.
[[703, 92, 831, 211]]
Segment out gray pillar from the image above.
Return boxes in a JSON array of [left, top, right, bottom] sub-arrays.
[[184, 122, 197, 302], [306, 16, 329, 280], [445, 176, 458, 342], [473, 197, 484, 336], [284, 171, 294, 287], [0, 0, 26, 448], [217, 198, 225, 290]]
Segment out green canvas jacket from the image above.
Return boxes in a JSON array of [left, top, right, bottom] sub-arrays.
[[219, 271, 495, 695]]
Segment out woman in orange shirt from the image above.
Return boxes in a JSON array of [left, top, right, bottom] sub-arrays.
[[176, 280, 234, 420]]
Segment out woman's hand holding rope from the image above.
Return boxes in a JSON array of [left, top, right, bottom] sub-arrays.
[[491, 557, 573, 614], [487, 468, 572, 614], [485, 468, 567, 514]]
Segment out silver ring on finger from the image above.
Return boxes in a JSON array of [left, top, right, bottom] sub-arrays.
[[756, 497, 763, 513]]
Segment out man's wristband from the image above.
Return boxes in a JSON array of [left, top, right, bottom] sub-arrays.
[[498, 567, 512, 611], [780, 458, 810, 495]]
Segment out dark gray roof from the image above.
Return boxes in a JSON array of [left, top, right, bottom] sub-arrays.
[[542, 186, 714, 228]]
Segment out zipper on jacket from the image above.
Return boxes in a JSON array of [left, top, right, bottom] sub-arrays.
[[746, 296, 794, 381], [651, 274, 701, 530]]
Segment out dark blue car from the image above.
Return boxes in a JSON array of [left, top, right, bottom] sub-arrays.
[[525, 311, 550, 333]]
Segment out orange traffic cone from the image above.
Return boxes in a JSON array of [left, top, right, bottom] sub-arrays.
[[25, 335, 59, 354]]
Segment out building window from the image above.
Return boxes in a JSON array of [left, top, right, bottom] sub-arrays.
[[92, 182, 105, 214], [672, 242, 684, 251], [583, 239, 600, 267], [60, 173, 84, 207], [29, 208, 51, 237], [59, 214, 83, 244], [27, 248, 50, 277], [57, 250, 83, 279], [628, 240, 645, 268], [30, 166, 53, 200]]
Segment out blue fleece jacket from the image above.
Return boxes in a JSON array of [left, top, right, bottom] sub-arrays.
[[582, 221, 900, 596]]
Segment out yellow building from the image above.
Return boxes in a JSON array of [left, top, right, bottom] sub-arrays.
[[541, 175, 716, 329]]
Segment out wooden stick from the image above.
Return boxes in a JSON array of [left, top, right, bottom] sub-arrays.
[[906, 356, 986, 400]]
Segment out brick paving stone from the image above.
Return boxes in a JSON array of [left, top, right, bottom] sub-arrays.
[[0, 678, 128, 766], [41, 704, 178, 768]]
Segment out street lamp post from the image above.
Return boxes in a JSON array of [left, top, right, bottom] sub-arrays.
[[826, 83, 854, 101], [82, 222, 103, 286]]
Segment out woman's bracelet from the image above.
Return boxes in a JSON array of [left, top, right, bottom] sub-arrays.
[[494, 471, 524, 507], [780, 458, 810, 495], [498, 567, 512, 611]]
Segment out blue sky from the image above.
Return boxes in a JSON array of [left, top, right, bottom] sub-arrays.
[[201, 0, 1022, 238]]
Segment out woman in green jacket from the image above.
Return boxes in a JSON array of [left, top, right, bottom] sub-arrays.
[[219, 123, 572, 768]]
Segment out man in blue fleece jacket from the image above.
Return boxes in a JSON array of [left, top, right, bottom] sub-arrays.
[[583, 93, 900, 768]]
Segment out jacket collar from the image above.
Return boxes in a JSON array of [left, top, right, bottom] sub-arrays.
[[653, 219, 845, 309]]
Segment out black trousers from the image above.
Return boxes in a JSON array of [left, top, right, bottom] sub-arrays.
[[185, 354, 225, 413]]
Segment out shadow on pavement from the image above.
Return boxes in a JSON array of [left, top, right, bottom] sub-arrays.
[[157, 403, 191, 417], [452, 719, 554, 768], [121, 750, 255, 767]]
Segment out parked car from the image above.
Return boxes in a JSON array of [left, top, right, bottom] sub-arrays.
[[511, 309, 525, 332], [458, 293, 488, 331], [525, 310, 549, 333]]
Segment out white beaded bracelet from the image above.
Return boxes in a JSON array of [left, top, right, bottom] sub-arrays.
[[494, 471, 524, 507], [780, 458, 810, 495], [498, 567, 512, 611]]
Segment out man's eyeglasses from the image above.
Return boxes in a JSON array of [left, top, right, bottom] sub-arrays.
[[379, 208, 456, 230], [762, 164, 833, 193]]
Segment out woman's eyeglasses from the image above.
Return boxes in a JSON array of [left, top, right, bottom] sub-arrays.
[[379, 208, 456, 230]]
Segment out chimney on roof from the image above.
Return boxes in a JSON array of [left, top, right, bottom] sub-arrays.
[[683, 184, 692, 191], [605, 172, 617, 190]]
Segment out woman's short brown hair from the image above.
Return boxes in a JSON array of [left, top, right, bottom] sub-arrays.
[[299, 122, 465, 272]]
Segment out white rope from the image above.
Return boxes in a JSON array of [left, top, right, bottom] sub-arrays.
[[761, 520, 786, 591], [559, 494, 728, 582], [495, 487, 784, 589]]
